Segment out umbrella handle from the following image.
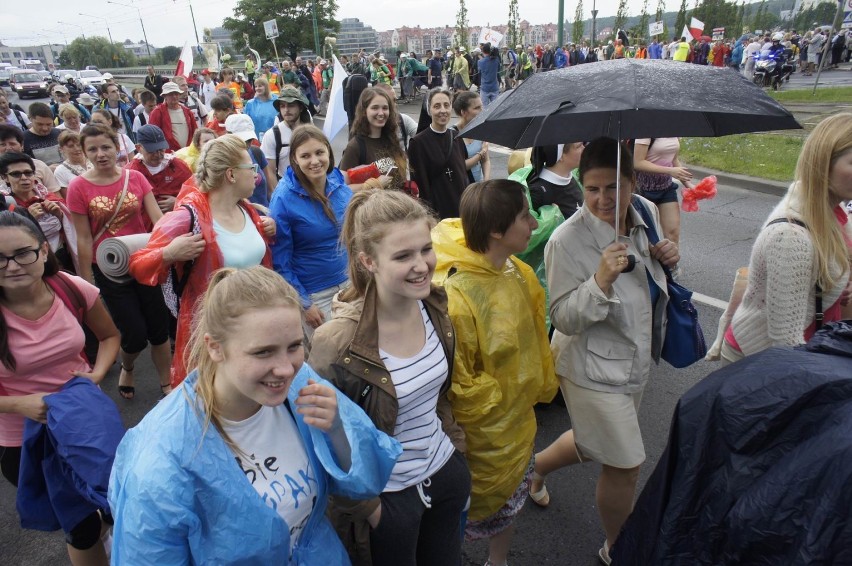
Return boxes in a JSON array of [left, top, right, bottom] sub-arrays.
[[622, 254, 636, 273]]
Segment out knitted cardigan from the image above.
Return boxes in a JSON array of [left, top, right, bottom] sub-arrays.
[[730, 186, 850, 355]]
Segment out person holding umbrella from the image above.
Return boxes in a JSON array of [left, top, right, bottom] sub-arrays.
[[530, 137, 679, 565]]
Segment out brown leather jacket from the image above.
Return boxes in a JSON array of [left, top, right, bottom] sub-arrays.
[[308, 282, 466, 565]]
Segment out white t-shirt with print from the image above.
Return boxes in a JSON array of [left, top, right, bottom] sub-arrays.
[[222, 403, 317, 556]]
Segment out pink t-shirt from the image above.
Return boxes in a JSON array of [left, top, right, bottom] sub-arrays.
[[66, 169, 153, 254], [0, 275, 100, 447]]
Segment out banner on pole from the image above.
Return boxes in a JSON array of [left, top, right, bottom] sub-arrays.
[[649, 21, 664, 36], [712, 27, 725, 41], [264, 19, 279, 40], [478, 28, 505, 46], [199, 43, 220, 72]]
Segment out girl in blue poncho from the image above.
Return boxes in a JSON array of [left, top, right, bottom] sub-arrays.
[[108, 266, 400, 565]]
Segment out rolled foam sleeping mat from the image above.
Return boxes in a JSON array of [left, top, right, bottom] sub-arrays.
[[95, 234, 151, 284]]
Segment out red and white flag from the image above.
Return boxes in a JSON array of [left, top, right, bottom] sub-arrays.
[[175, 42, 194, 78], [689, 17, 705, 40]]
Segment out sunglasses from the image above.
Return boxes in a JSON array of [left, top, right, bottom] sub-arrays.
[[6, 170, 36, 179], [233, 163, 259, 175]]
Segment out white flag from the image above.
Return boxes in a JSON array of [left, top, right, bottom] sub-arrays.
[[478, 28, 505, 47], [175, 42, 194, 78], [322, 55, 349, 142]]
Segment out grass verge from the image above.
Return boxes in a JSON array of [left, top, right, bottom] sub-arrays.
[[769, 86, 852, 103], [680, 134, 803, 182]]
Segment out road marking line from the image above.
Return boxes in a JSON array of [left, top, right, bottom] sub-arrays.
[[692, 292, 728, 311]]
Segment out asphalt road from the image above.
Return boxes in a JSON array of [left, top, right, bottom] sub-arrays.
[[0, 77, 825, 564]]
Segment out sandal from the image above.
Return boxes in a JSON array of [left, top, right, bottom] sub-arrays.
[[118, 363, 135, 400], [529, 471, 550, 507], [598, 540, 612, 565]]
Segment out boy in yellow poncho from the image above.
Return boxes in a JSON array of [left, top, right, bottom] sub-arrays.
[[432, 179, 558, 566]]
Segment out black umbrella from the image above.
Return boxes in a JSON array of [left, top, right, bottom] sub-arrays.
[[460, 58, 801, 258], [460, 58, 800, 148]]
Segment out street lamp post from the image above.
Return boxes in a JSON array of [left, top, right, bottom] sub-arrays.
[[57, 21, 86, 41], [79, 13, 114, 45], [591, 0, 599, 49], [106, 0, 153, 60]]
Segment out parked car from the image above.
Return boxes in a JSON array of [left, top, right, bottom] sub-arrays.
[[76, 69, 105, 90], [85, 65, 100, 71], [0, 69, 11, 87], [9, 70, 49, 99]]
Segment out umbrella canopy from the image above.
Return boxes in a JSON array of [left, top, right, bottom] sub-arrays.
[[459, 59, 801, 149]]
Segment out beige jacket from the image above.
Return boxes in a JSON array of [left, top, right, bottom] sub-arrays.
[[546, 196, 669, 393]]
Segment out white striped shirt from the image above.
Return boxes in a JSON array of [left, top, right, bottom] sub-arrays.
[[380, 302, 456, 491]]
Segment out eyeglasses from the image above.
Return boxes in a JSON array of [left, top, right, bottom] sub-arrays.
[[0, 248, 40, 269], [6, 170, 36, 179], [233, 163, 259, 175]]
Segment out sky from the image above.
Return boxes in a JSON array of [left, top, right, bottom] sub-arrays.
[[0, 0, 661, 49]]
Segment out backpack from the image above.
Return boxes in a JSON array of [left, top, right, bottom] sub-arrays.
[[162, 204, 200, 318], [272, 126, 289, 180], [343, 73, 369, 127]]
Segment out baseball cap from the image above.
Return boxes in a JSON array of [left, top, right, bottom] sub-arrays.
[[102, 72, 114, 80], [225, 114, 258, 142], [136, 125, 170, 152], [53, 85, 69, 94], [161, 82, 182, 95]]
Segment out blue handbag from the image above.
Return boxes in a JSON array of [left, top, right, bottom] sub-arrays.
[[632, 196, 707, 368]]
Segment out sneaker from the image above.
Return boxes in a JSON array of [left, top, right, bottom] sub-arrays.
[[598, 541, 611, 565]]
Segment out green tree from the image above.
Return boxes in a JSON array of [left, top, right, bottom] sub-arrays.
[[655, 0, 669, 41], [456, 0, 469, 49], [572, 0, 585, 43], [223, 0, 339, 62], [735, 0, 745, 35], [614, 0, 630, 32], [159, 45, 181, 65], [637, 0, 651, 41], [63, 36, 136, 69], [675, 0, 689, 37], [507, 0, 521, 48]]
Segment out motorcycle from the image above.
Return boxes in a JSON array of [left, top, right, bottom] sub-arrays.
[[752, 50, 794, 90]]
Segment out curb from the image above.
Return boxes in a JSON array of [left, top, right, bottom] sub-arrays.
[[684, 164, 788, 197]]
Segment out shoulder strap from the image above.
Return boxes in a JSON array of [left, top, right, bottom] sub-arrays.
[[45, 272, 86, 325], [139, 112, 147, 126], [273, 125, 284, 175], [398, 116, 408, 149], [765, 217, 823, 328], [13, 109, 27, 129], [93, 169, 130, 241], [248, 145, 264, 164], [632, 195, 673, 281], [357, 135, 367, 165]]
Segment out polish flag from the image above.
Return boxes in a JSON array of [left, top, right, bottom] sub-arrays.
[[175, 42, 194, 78], [688, 17, 705, 40]]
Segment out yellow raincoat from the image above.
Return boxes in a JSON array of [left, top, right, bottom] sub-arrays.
[[432, 219, 558, 521]]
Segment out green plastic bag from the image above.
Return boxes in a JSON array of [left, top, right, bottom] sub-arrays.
[[509, 165, 566, 327]]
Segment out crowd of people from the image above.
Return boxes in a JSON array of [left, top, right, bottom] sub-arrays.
[[0, 32, 851, 566]]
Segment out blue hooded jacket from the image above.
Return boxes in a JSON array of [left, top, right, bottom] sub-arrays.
[[108, 364, 401, 565], [18, 377, 125, 533], [269, 166, 352, 308]]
